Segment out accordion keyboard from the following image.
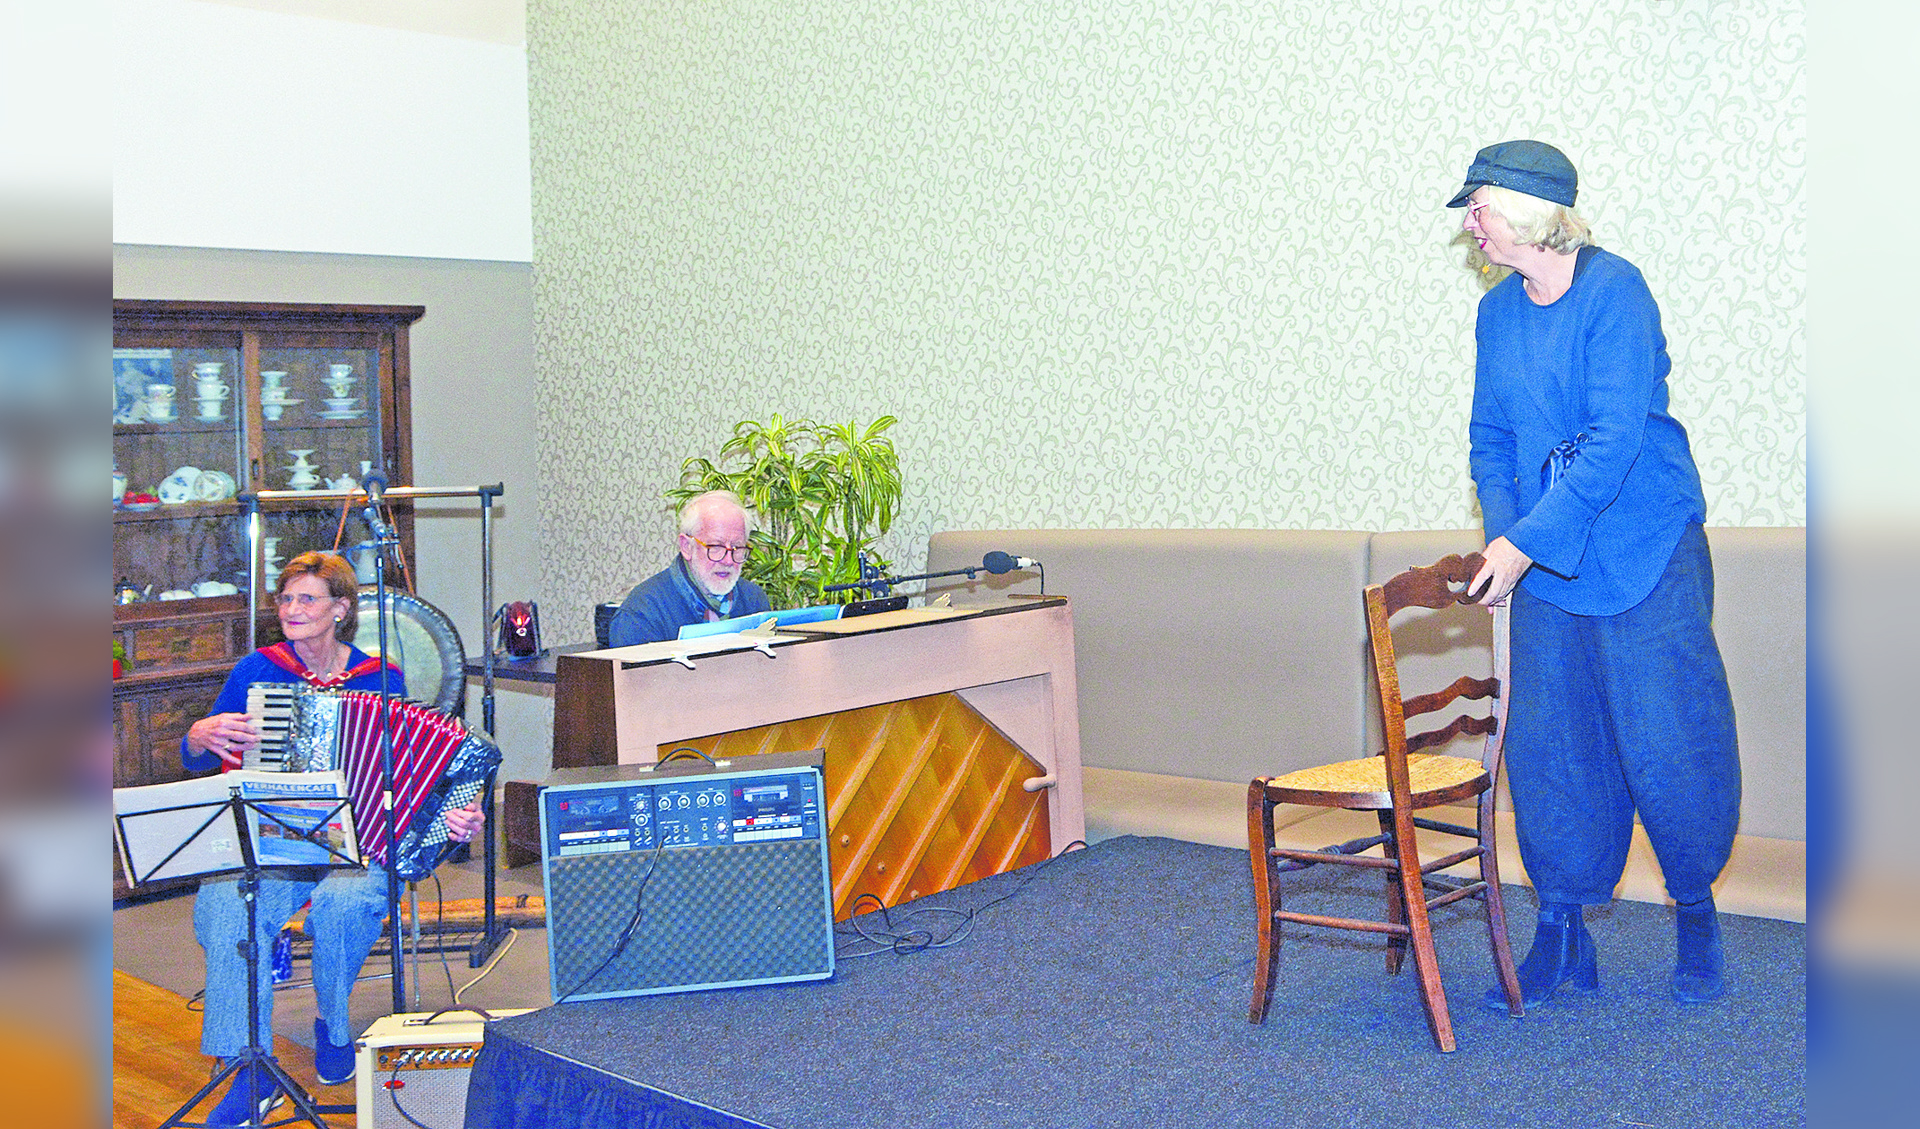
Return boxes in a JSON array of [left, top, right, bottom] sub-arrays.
[[244, 683, 298, 771]]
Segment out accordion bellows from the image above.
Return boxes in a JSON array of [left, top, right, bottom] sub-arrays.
[[245, 684, 501, 880]]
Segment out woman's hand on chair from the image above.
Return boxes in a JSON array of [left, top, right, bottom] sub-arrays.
[[1472, 537, 1533, 607]]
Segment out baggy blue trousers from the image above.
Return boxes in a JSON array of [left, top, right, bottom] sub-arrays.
[[1505, 523, 1742, 907]]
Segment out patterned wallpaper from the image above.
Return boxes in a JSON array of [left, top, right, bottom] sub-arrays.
[[528, 0, 1803, 633]]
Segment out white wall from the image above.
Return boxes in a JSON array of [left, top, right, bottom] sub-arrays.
[[524, 0, 1808, 645], [111, 0, 532, 262]]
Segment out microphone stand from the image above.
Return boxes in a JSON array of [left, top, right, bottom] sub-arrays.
[[823, 555, 984, 598], [360, 478, 408, 1014], [239, 482, 513, 983]]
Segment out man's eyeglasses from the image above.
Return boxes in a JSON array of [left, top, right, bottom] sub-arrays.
[[275, 592, 333, 609], [690, 536, 750, 562]]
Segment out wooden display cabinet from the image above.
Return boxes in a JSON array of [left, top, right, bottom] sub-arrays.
[[111, 301, 424, 798]]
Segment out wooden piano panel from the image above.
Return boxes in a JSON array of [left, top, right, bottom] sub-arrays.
[[673, 691, 1052, 920]]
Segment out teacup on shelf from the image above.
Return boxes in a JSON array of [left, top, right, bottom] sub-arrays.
[[145, 383, 177, 422]]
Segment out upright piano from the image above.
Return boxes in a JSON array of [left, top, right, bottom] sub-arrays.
[[548, 596, 1085, 919]]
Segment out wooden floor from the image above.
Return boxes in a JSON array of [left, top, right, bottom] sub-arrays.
[[113, 970, 359, 1129]]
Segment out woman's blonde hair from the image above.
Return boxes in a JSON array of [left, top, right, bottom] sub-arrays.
[[276, 551, 360, 642], [1482, 184, 1592, 252]]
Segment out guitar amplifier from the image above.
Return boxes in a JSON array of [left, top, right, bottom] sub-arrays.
[[354, 1009, 532, 1128], [539, 749, 835, 1002]]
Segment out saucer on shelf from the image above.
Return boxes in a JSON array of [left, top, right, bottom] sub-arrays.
[[158, 467, 201, 504], [319, 410, 367, 420]]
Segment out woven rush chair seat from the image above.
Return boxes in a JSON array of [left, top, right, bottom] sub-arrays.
[[1264, 753, 1488, 807], [1247, 552, 1523, 1052]]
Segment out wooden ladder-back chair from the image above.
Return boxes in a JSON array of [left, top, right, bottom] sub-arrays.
[[1246, 552, 1523, 1052]]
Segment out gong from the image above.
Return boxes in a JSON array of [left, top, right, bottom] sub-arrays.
[[355, 587, 467, 715]]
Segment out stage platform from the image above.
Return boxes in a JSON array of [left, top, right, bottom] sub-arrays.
[[466, 835, 1805, 1129]]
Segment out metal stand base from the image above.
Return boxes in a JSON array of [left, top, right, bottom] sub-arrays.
[[159, 1048, 333, 1129], [157, 858, 335, 1128], [469, 923, 514, 968]]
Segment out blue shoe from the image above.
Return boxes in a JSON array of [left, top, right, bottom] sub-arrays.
[[1484, 902, 1599, 1011], [1672, 897, 1727, 1003], [314, 1017, 355, 1085], [205, 1062, 284, 1126]]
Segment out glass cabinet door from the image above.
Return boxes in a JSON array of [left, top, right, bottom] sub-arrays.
[[113, 342, 249, 599], [253, 335, 388, 585]]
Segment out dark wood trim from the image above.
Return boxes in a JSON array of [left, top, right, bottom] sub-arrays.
[[114, 298, 426, 331], [551, 654, 619, 768]]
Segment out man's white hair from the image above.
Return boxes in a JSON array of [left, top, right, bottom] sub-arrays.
[[678, 489, 750, 536]]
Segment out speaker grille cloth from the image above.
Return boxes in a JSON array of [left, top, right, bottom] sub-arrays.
[[366, 1067, 471, 1128], [549, 840, 830, 996]]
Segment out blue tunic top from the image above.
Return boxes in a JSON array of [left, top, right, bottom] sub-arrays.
[[607, 558, 773, 647], [181, 645, 405, 774], [1468, 247, 1708, 616]]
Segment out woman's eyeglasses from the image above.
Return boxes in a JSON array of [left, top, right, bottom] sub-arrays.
[[690, 536, 750, 562], [275, 592, 333, 609]]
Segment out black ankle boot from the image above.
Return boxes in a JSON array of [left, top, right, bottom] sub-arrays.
[[1484, 902, 1599, 1011], [1672, 897, 1726, 1003]]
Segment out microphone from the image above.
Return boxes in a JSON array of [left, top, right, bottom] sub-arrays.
[[982, 551, 1039, 575], [362, 472, 393, 540]]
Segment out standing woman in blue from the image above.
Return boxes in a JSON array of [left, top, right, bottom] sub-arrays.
[[1448, 140, 1741, 1009]]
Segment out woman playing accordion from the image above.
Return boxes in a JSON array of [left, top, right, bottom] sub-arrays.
[[182, 551, 484, 1126]]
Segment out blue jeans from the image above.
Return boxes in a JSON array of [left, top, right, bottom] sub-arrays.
[[192, 865, 392, 1057], [1506, 523, 1742, 907]]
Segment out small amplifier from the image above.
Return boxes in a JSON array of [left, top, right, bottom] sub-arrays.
[[355, 1009, 532, 1129], [540, 749, 834, 1002]]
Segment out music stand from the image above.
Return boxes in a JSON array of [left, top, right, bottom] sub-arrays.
[[116, 780, 361, 1129]]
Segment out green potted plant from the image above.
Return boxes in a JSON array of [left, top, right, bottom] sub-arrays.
[[669, 414, 902, 608]]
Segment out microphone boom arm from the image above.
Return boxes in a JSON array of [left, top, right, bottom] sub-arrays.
[[823, 563, 981, 595]]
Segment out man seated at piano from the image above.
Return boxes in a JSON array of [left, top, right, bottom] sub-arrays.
[[606, 488, 773, 646], [181, 550, 484, 1126]]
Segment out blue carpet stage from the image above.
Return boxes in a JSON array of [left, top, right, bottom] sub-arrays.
[[466, 836, 1804, 1129]]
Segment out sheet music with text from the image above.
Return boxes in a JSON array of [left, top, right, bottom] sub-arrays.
[[112, 770, 359, 885]]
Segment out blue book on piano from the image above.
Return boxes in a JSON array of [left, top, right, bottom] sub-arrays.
[[675, 604, 843, 640]]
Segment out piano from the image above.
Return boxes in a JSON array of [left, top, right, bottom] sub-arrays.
[[547, 596, 1085, 919]]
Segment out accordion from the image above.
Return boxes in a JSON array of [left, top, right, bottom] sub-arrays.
[[244, 684, 502, 881]]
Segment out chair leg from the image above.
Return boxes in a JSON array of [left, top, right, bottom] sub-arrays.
[[1247, 782, 1282, 1025], [1377, 809, 1409, 975], [1392, 807, 1455, 1053], [1478, 791, 1524, 1015]]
